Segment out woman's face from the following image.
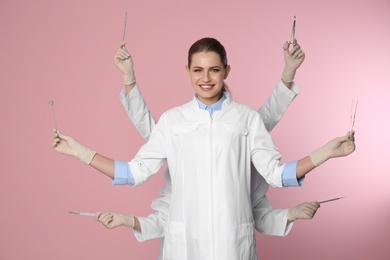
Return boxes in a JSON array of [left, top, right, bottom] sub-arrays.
[[186, 51, 230, 105]]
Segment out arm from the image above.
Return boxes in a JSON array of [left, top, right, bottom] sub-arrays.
[[52, 116, 168, 186], [133, 168, 171, 241], [259, 39, 305, 132], [250, 39, 303, 235], [250, 168, 319, 236], [258, 81, 299, 132], [116, 43, 173, 240], [253, 199, 320, 236], [115, 42, 156, 141], [249, 112, 356, 187], [120, 85, 156, 141], [297, 131, 356, 179]]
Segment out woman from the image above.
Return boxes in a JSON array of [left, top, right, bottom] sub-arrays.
[[53, 37, 355, 260]]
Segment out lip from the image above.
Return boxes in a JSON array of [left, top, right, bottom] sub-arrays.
[[199, 84, 214, 91]]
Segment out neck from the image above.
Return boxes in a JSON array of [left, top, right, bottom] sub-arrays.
[[198, 92, 223, 106]]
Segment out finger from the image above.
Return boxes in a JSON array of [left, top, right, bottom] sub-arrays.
[[293, 49, 302, 59], [348, 131, 355, 141], [296, 52, 305, 60], [118, 50, 130, 59], [115, 53, 130, 61], [56, 130, 70, 141], [102, 215, 113, 224], [115, 50, 131, 61], [52, 139, 60, 147], [95, 212, 101, 221], [99, 213, 111, 222], [289, 44, 301, 54], [283, 41, 290, 51], [311, 201, 320, 208]]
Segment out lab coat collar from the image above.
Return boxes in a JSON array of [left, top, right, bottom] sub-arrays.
[[191, 92, 232, 111]]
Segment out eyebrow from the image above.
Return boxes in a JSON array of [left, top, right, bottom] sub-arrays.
[[192, 66, 221, 69]]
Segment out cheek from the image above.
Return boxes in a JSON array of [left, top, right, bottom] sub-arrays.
[[212, 74, 225, 83], [190, 74, 201, 82]]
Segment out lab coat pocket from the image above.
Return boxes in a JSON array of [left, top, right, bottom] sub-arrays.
[[237, 222, 257, 260], [171, 123, 199, 135], [170, 123, 199, 155], [222, 123, 249, 136], [219, 123, 249, 157], [163, 221, 186, 260]]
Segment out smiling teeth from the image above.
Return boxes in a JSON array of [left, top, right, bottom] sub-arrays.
[[201, 85, 212, 89]]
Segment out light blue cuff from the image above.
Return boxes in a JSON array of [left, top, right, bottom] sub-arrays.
[[282, 161, 304, 187], [112, 160, 135, 186]]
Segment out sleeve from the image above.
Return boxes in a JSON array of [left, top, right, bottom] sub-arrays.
[[250, 168, 293, 236], [133, 168, 172, 241], [120, 87, 172, 240], [120, 85, 156, 141], [249, 112, 285, 187], [253, 205, 293, 236], [258, 81, 299, 132], [129, 114, 168, 186]]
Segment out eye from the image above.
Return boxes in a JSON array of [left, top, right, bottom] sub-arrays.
[[193, 68, 202, 73], [210, 68, 220, 73]]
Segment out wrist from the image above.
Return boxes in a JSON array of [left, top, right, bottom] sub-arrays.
[[121, 214, 135, 228], [76, 146, 96, 165], [309, 146, 329, 167], [287, 209, 295, 222], [281, 68, 296, 83], [123, 74, 136, 86]]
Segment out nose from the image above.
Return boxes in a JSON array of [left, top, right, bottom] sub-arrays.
[[202, 71, 211, 82]]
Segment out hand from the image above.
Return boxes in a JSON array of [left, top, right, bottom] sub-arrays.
[[327, 131, 356, 159], [95, 212, 134, 229], [114, 42, 136, 86], [287, 201, 320, 221], [310, 131, 356, 166], [281, 39, 305, 83], [52, 129, 96, 164]]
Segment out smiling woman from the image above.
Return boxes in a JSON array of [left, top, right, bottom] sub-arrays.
[[186, 38, 231, 105]]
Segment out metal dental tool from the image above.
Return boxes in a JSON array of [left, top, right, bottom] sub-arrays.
[[48, 100, 58, 130], [68, 211, 96, 217], [290, 15, 296, 45], [122, 11, 127, 42], [318, 197, 344, 204], [350, 99, 358, 131]]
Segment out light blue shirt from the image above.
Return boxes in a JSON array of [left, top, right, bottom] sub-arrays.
[[113, 93, 303, 187]]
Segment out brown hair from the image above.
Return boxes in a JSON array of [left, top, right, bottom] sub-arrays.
[[188, 37, 229, 92]]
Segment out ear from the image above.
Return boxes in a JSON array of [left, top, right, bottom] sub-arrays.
[[224, 65, 231, 79]]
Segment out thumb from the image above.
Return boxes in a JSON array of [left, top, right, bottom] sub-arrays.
[[121, 42, 129, 52]]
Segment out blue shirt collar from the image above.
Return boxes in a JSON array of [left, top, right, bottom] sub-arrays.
[[195, 92, 227, 116]]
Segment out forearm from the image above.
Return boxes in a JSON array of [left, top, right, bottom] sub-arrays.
[[281, 78, 293, 89], [296, 156, 316, 179], [124, 82, 136, 96], [89, 153, 115, 179], [133, 216, 141, 232]]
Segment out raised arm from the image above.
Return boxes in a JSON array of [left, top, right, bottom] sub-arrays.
[[259, 39, 304, 132]]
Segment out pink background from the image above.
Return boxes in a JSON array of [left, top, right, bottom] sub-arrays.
[[1, 0, 389, 259]]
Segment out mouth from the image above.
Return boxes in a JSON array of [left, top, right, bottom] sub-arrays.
[[199, 84, 214, 91]]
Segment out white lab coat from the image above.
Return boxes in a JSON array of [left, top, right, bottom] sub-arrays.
[[120, 82, 300, 246], [127, 89, 290, 260]]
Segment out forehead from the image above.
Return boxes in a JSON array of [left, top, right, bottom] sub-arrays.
[[190, 51, 222, 67]]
